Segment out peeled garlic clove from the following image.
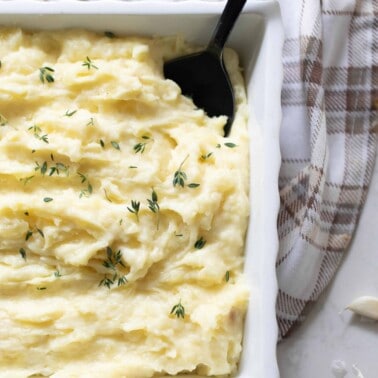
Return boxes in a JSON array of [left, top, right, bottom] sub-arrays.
[[346, 296, 378, 320]]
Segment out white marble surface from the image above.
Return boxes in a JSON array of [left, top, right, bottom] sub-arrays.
[[277, 153, 378, 378]]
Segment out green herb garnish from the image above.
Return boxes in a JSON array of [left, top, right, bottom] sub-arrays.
[[35, 161, 48, 175], [99, 247, 128, 289], [170, 300, 185, 319], [224, 142, 237, 148], [200, 152, 213, 160], [194, 236, 206, 249], [19, 175, 35, 185], [147, 189, 160, 230], [19, 248, 26, 260], [64, 109, 77, 117], [43, 197, 53, 203], [225, 270, 230, 282], [82, 56, 98, 70], [104, 31, 116, 38], [111, 141, 120, 150], [54, 270, 62, 278], [173, 155, 189, 188], [133, 135, 152, 154], [39, 66, 55, 83], [127, 200, 140, 221]]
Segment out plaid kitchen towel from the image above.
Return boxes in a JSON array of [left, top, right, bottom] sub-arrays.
[[276, 0, 377, 339]]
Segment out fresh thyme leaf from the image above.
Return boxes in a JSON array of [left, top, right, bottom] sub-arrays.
[[103, 188, 112, 202], [65, 109, 77, 117], [35, 161, 48, 175], [104, 31, 116, 38], [39, 66, 55, 83], [25, 230, 33, 241], [24, 211, 29, 216], [79, 183, 93, 198], [37, 287, 47, 291], [19, 175, 35, 185], [111, 141, 120, 150], [188, 183, 200, 188], [200, 152, 213, 160], [216, 143, 221, 149], [0, 61, 2, 68], [77, 172, 87, 183], [127, 200, 140, 221], [175, 232, 183, 237], [99, 139, 105, 148], [170, 300, 185, 319], [82, 56, 98, 70], [86, 117, 95, 126], [19, 248, 26, 260], [194, 236, 206, 249], [224, 142, 237, 148], [0, 113, 8, 126], [36, 228, 44, 238], [43, 197, 53, 203], [54, 270, 62, 278], [225, 270, 230, 282], [28, 125, 41, 133], [50, 153, 55, 161], [128, 166, 137, 169]]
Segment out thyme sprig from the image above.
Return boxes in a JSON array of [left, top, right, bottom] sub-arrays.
[[77, 172, 93, 197], [127, 200, 140, 221], [173, 155, 189, 187], [170, 300, 185, 319], [19, 175, 35, 185], [147, 189, 160, 230], [49, 162, 69, 177], [99, 247, 128, 289], [173, 155, 200, 188], [28, 125, 48, 144], [133, 135, 152, 154], [39, 66, 55, 83], [82, 56, 98, 70]]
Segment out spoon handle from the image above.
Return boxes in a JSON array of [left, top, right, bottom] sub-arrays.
[[207, 0, 247, 56]]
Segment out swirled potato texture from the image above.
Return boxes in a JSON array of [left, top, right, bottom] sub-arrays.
[[0, 28, 249, 378]]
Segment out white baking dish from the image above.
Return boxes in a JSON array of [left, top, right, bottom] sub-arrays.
[[0, 1, 283, 377]]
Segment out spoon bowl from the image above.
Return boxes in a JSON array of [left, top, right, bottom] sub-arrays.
[[164, 0, 246, 137]]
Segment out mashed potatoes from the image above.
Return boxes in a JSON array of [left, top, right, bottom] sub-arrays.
[[0, 28, 249, 378]]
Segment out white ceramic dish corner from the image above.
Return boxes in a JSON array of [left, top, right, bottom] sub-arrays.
[[0, 1, 283, 377]]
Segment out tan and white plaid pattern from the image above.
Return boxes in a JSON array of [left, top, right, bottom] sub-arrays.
[[276, 0, 378, 339]]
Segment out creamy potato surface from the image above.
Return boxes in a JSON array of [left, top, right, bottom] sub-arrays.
[[0, 29, 249, 378]]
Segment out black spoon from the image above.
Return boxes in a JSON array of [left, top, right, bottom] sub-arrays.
[[164, 0, 247, 136]]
